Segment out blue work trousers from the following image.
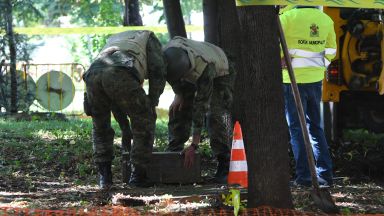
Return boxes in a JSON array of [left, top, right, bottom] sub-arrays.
[[283, 81, 333, 185]]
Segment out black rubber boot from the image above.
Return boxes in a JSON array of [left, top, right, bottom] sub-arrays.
[[214, 155, 230, 184], [97, 162, 113, 189], [129, 164, 153, 188]]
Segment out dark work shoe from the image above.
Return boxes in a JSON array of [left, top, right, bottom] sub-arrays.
[[97, 162, 113, 189], [318, 177, 333, 187], [129, 164, 153, 188]]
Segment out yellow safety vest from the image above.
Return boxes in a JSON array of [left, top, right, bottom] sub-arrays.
[[280, 8, 337, 83], [164, 36, 229, 84]]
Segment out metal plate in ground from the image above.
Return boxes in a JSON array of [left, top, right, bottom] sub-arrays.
[[36, 70, 75, 111], [147, 152, 201, 184], [0, 70, 36, 112]]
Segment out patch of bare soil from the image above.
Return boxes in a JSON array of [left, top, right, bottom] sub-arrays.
[[292, 178, 384, 214], [1, 173, 383, 214]]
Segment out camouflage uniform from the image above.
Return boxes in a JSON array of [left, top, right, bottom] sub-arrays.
[[165, 37, 235, 163], [83, 31, 166, 169]]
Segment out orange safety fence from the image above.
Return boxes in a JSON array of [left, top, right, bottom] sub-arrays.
[[0, 206, 323, 216]]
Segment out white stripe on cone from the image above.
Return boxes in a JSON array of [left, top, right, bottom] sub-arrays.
[[232, 140, 245, 149], [230, 161, 248, 172]]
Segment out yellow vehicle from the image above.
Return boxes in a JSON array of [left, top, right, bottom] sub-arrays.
[[323, 7, 384, 141]]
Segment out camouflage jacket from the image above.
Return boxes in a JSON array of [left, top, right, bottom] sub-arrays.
[[172, 63, 218, 135], [86, 31, 166, 107]]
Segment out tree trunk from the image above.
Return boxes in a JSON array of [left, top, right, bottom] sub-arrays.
[[203, 0, 218, 44], [123, 0, 143, 26], [5, 0, 17, 113], [203, 0, 245, 119], [123, 0, 130, 26], [236, 6, 293, 208], [163, 0, 187, 38]]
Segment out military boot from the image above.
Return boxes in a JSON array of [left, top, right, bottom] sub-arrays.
[[129, 164, 153, 188], [97, 162, 113, 189], [214, 155, 230, 184]]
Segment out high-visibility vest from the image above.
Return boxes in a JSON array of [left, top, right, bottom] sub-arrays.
[[99, 30, 151, 82], [280, 8, 337, 83], [164, 36, 229, 84]]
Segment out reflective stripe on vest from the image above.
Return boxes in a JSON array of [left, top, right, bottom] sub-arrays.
[[292, 57, 325, 68], [324, 58, 331, 68], [288, 49, 325, 58], [325, 48, 337, 56]]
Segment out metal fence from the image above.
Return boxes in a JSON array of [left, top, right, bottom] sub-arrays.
[[0, 63, 86, 115]]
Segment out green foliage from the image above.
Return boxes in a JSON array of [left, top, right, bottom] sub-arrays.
[[7, 0, 43, 27], [332, 129, 384, 180], [181, 0, 202, 24], [37, 0, 124, 27], [69, 0, 124, 27], [80, 34, 110, 63], [156, 33, 170, 45], [222, 189, 245, 216], [151, 0, 202, 24], [341, 207, 352, 215], [0, 0, 42, 62], [154, 118, 169, 151]]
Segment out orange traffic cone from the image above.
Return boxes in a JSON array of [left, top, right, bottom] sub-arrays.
[[227, 121, 248, 188]]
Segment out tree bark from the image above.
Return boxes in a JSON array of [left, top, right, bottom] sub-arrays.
[[163, 0, 187, 38], [123, 0, 130, 26], [203, 0, 245, 120], [236, 6, 293, 208], [203, 0, 218, 44], [5, 0, 17, 113], [123, 0, 143, 26]]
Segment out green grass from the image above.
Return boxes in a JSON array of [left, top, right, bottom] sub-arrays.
[[0, 115, 212, 186], [0, 117, 170, 185], [332, 129, 384, 180]]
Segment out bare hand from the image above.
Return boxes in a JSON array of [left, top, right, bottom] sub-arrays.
[[169, 94, 184, 117], [181, 145, 195, 168], [281, 57, 293, 69], [281, 58, 287, 69]]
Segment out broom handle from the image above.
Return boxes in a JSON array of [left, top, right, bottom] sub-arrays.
[[277, 15, 320, 189]]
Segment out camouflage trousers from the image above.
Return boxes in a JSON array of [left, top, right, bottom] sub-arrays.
[[84, 66, 156, 168], [167, 73, 235, 161]]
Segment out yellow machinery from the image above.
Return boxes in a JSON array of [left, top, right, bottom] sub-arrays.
[[323, 7, 384, 141]]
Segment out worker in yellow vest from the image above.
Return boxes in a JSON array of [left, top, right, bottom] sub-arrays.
[[280, 6, 337, 187]]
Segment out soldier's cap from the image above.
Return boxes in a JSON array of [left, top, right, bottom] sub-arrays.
[[163, 47, 191, 85]]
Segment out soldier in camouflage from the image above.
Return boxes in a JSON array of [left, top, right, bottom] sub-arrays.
[[83, 30, 166, 188], [163, 36, 235, 183]]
